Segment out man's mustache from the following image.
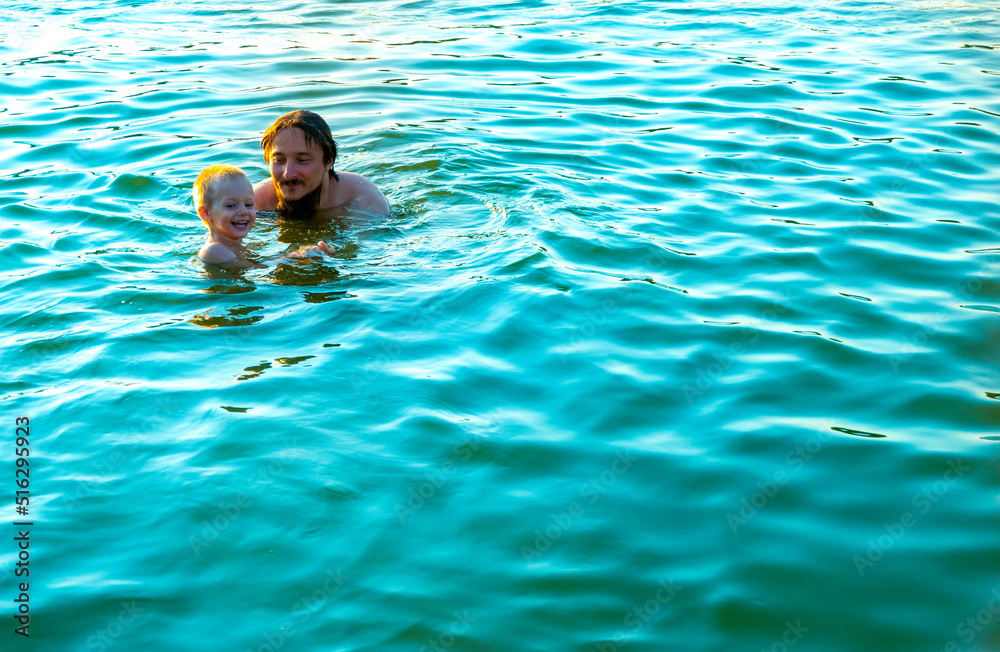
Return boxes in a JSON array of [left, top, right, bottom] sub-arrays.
[[275, 178, 323, 220]]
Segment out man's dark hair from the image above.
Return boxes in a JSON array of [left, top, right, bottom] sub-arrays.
[[261, 110, 340, 182]]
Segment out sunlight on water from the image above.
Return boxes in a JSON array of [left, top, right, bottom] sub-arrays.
[[1, 0, 999, 650]]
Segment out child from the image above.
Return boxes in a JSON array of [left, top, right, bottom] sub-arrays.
[[194, 164, 335, 265], [194, 164, 258, 265]]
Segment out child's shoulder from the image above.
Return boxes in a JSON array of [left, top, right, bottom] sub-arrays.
[[198, 241, 238, 264]]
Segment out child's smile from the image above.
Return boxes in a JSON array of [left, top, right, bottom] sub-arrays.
[[203, 177, 257, 243]]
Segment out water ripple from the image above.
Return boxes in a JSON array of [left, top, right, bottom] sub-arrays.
[[2, 1, 999, 650]]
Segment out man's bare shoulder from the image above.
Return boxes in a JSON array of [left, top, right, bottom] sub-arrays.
[[334, 171, 390, 215], [253, 179, 277, 211]]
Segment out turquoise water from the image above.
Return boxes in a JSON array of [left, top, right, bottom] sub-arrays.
[[2, 0, 999, 650]]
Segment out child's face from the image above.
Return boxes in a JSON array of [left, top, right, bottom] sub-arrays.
[[200, 176, 256, 241]]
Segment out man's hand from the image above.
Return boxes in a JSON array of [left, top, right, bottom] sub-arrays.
[[287, 240, 336, 259]]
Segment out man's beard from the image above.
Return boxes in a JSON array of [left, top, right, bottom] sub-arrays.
[[275, 181, 323, 220]]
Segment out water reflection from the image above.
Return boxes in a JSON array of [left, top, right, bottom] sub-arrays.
[[237, 360, 270, 381], [266, 260, 340, 286], [302, 290, 354, 304], [235, 355, 316, 382], [260, 208, 354, 251], [275, 355, 315, 366], [188, 305, 264, 328], [201, 283, 255, 295], [831, 425, 888, 439]]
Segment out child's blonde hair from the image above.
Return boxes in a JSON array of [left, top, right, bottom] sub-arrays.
[[193, 164, 249, 211]]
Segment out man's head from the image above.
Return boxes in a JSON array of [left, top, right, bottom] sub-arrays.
[[193, 164, 256, 240], [261, 110, 340, 220]]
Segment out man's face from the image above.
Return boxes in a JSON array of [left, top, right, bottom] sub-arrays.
[[267, 127, 331, 203]]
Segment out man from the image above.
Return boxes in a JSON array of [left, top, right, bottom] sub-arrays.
[[253, 110, 390, 219]]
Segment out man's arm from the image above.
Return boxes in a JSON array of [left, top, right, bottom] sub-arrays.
[[287, 241, 336, 259], [254, 178, 278, 211]]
